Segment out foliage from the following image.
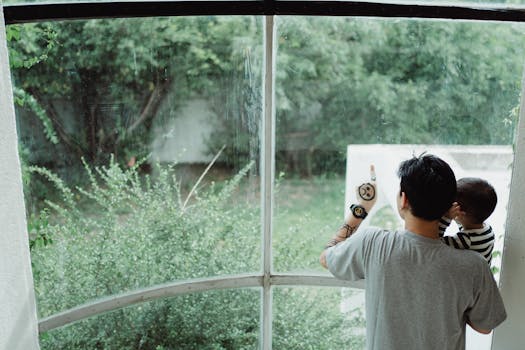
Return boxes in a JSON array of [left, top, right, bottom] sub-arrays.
[[7, 24, 58, 145], [273, 287, 365, 350], [9, 17, 262, 171], [30, 160, 360, 349], [9, 17, 525, 179], [273, 18, 525, 174]]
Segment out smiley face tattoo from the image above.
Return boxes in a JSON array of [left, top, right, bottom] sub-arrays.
[[358, 183, 375, 201]]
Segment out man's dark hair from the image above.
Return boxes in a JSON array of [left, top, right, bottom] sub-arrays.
[[456, 177, 497, 223], [397, 154, 457, 221]]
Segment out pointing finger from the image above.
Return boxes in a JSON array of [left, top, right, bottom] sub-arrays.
[[370, 165, 376, 182]]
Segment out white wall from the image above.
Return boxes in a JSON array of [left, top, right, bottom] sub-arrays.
[[0, 5, 41, 350], [151, 99, 217, 163], [491, 71, 525, 350]]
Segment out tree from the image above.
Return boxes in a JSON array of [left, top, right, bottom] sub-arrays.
[[9, 17, 525, 179], [273, 18, 525, 175], [10, 17, 262, 172]]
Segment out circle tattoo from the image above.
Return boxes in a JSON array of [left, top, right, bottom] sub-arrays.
[[358, 183, 376, 201]]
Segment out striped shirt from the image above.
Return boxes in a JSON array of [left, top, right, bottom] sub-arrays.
[[438, 217, 494, 265]]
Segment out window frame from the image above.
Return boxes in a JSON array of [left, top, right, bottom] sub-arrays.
[[4, 2, 525, 349], [5, 0, 525, 24]]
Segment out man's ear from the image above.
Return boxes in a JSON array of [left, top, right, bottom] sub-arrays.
[[399, 191, 410, 209]]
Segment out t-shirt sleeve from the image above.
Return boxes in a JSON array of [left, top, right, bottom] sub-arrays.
[[466, 263, 507, 331], [325, 227, 376, 281]]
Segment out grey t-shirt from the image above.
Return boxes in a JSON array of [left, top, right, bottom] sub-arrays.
[[326, 227, 506, 350]]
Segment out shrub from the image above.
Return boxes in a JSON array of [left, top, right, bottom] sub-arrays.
[[30, 159, 364, 349]]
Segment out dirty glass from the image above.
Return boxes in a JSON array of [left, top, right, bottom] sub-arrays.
[[273, 17, 524, 276], [9, 16, 263, 316]]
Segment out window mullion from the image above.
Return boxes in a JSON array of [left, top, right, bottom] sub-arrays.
[[261, 14, 276, 350]]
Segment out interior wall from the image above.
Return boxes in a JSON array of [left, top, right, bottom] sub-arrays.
[[491, 69, 525, 350], [0, 4, 41, 349]]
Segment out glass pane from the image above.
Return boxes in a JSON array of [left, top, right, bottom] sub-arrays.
[[39, 288, 260, 349], [8, 17, 263, 317], [273, 17, 525, 274], [273, 286, 366, 349], [347, 144, 512, 281]]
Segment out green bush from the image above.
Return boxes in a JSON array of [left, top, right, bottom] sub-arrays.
[[30, 159, 364, 349]]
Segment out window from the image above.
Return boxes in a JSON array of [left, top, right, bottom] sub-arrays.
[[4, 2, 525, 349], [274, 17, 524, 278], [41, 289, 261, 349]]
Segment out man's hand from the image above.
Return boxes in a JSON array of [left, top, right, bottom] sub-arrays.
[[356, 165, 378, 213], [321, 165, 379, 269]]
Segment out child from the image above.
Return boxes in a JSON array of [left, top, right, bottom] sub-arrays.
[[439, 177, 497, 265]]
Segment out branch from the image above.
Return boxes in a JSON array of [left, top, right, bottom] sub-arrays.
[[29, 90, 86, 158], [122, 78, 172, 140], [182, 145, 226, 211]]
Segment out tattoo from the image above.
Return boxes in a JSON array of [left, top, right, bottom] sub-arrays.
[[340, 223, 356, 238], [358, 183, 375, 201], [324, 224, 357, 249], [325, 238, 339, 249]]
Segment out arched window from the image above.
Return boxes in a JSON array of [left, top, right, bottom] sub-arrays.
[[2, 1, 525, 348]]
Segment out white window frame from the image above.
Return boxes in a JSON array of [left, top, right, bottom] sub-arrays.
[[2, 4, 525, 349]]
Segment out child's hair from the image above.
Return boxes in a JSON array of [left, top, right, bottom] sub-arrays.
[[456, 177, 497, 224]]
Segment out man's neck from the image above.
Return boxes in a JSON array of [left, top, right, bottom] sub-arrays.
[[404, 214, 440, 239]]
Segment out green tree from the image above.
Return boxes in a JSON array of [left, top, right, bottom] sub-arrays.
[[9, 17, 262, 171], [273, 18, 525, 175], [7, 24, 58, 144], [11, 17, 524, 179]]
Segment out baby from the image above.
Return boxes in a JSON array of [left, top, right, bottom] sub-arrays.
[[439, 177, 497, 265]]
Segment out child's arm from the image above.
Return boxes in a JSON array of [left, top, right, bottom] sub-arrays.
[[439, 202, 475, 249], [438, 202, 461, 238], [442, 230, 472, 250], [438, 217, 451, 238], [464, 225, 495, 265]]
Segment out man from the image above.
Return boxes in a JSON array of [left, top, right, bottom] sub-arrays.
[[320, 154, 506, 350]]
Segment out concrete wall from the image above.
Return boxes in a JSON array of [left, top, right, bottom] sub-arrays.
[[0, 5, 40, 350], [151, 99, 217, 163], [491, 70, 525, 350]]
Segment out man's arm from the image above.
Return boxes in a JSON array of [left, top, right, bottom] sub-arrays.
[[467, 321, 492, 334], [465, 262, 507, 335], [320, 213, 368, 269], [320, 165, 377, 269]]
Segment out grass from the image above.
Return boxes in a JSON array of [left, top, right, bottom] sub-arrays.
[[273, 176, 346, 272]]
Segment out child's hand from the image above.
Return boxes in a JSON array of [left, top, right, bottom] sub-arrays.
[[356, 165, 377, 213], [445, 202, 463, 220]]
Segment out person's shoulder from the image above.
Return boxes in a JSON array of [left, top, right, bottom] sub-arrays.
[[441, 243, 488, 270], [357, 226, 398, 244], [359, 226, 394, 237]]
